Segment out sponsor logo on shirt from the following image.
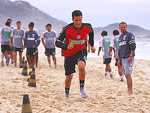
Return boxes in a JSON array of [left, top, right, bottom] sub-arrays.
[[28, 37, 35, 41], [69, 39, 85, 44], [14, 35, 22, 38], [77, 35, 81, 39], [119, 41, 126, 46], [47, 37, 54, 40]]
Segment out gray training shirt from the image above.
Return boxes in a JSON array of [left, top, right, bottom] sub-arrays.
[[99, 36, 112, 59], [11, 28, 24, 48], [0, 26, 12, 45], [110, 36, 119, 59], [118, 31, 136, 59], [42, 30, 57, 49], [24, 30, 39, 48]]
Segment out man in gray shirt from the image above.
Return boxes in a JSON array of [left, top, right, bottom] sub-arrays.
[[108, 30, 124, 82], [0, 21, 12, 66], [42, 24, 57, 68], [98, 31, 113, 79], [7, 18, 15, 64], [10, 21, 24, 67], [118, 22, 136, 95], [24, 22, 38, 67]]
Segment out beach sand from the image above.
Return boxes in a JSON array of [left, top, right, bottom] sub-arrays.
[[0, 55, 150, 113]]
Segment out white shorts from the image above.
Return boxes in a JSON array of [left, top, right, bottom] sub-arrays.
[[122, 57, 134, 75]]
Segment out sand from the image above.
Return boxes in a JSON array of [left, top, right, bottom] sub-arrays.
[[0, 55, 150, 113]]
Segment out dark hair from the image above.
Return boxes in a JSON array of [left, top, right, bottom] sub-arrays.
[[28, 22, 34, 27], [119, 22, 127, 27], [113, 30, 119, 36], [72, 10, 82, 18], [7, 18, 12, 22], [16, 21, 21, 24], [46, 24, 52, 27], [101, 31, 107, 36], [5, 21, 11, 26]]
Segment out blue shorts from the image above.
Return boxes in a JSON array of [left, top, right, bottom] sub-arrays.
[[122, 57, 134, 75]]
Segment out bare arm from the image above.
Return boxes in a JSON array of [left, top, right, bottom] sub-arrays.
[[42, 38, 46, 47], [98, 47, 101, 56], [10, 36, 13, 48]]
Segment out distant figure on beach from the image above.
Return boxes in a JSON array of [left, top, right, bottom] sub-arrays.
[[10, 21, 24, 67], [7, 18, 15, 64], [108, 30, 124, 82], [118, 22, 136, 95], [0, 21, 12, 66], [56, 10, 96, 98], [98, 31, 113, 79], [42, 24, 57, 68], [24, 22, 39, 67]]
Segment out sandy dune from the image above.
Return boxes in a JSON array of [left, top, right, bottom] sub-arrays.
[[0, 56, 150, 113]]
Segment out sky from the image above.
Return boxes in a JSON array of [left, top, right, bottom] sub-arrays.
[[11, 0, 150, 29]]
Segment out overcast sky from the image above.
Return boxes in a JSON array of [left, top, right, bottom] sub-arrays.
[[12, 0, 150, 29]]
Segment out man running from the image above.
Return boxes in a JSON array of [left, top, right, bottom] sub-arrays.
[[24, 22, 39, 67], [0, 21, 12, 66], [98, 31, 113, 79], [42, 24, 57, 68], [118, 22, 136, 95], [108, 30, 124, 82], [10, 21, 24, 67], [56, 10, 95, 98]]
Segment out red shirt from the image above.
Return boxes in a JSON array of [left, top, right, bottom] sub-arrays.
[[56, 23, 94, 56]]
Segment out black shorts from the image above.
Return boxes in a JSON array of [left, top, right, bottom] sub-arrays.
[[13, 47, 23, 52], [45, 48, 56, 56], [103, 58, 112, 64], [26, 48, 37, 56], [64, 49, 87, 75], [1, 45, 11, 53], [115, 59, 122, 66]]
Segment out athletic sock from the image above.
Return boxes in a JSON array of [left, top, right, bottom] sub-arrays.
[[1, 53, 4, 60], [120, 75, 124, 82], [110, 72, 113, 79], [6, 54, 11, 66], [80, 80, 85, 89], [120, 75, 124, 79], [65, 87, 70, 98], [109, 72, 112, 75], [105, 72, 107, 76], [65, 88, 70, 94]]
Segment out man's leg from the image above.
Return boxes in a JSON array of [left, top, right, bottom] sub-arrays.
[[106, 64, 113, 79], [125, 74, 132, 95], [65, 75, 73, 98], [78, 61, 88, 98], [47, 56, 51, 67], [52, 55, 57, 68], [35, 53, 38, 67], [1, 52, 5, 67], [6, 51, 11, 66], [118, 65, 124, 82], [105, 64, 108, 76], [19, 52, 22, 67], [14, 51, 17, 66], [30, 55, 35, 67], [26, 55, 30, 66], [11, 50, 14, 64]]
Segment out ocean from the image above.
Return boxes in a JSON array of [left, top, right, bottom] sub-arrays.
[[88, 41, 150, 60]]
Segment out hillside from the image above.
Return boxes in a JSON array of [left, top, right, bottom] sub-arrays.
[[94, 23, 150, 40], [0, 0, 67, 33]]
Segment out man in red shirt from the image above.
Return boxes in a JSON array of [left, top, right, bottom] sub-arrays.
[[56, 10, 95, 98]]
